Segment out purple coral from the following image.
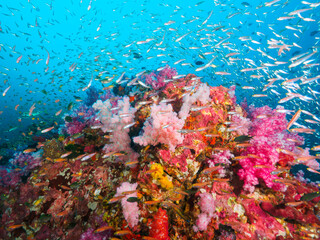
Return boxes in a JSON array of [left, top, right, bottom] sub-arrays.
[[65, 119, 86, 135], [0, 168, 22, 187], [80, 227, 111, 240], [0, 151, 42, 187], [10, 151, 42, 172], [144, 65, 177, 90], [61, 104, 98, 136]]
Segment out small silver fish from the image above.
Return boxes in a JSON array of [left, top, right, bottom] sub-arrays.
[[123, 122, 136, 129]]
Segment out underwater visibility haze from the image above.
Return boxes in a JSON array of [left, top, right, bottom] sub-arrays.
[[1, 0, 320, 239]]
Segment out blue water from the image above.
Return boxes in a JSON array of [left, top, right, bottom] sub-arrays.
[[0, 0, 319, 158]]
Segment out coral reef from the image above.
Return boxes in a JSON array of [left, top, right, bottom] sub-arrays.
[[0, 68, 319, 240]]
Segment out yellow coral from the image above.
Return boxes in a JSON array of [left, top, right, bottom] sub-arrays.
[[158, 176, 173, 190], [150, 163, 164, 180], [150, 163, 173, 190]]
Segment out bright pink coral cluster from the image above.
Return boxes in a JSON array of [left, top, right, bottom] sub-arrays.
[[237, 106, 304, 193], [248, 105, 288, 136], [133, 102, 185, 152]]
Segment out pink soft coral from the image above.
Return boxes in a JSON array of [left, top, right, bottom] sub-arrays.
[[198, 192, 215, 216], [134, 102, 185, 152], [144, 66, 177, 90], [238, 135, 287, 193], [208, 150, 234, 177], [237, 106, 304, 193], [193, 213, 212, 232], [248, 105, 287, 136], [193, 192, 215, 232], [230, 114, 251, 135], [209, 150, 233, 166], [115, 182, 139, 228]]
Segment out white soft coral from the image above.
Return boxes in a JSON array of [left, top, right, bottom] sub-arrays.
[[179, 83, 211, 120], [93, 96, 139, 163]]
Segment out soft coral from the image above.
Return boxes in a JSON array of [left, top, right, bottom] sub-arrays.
[[149, 208, 170, 240]]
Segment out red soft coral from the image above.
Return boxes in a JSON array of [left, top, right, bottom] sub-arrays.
[[149, 208, 170, 240]]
